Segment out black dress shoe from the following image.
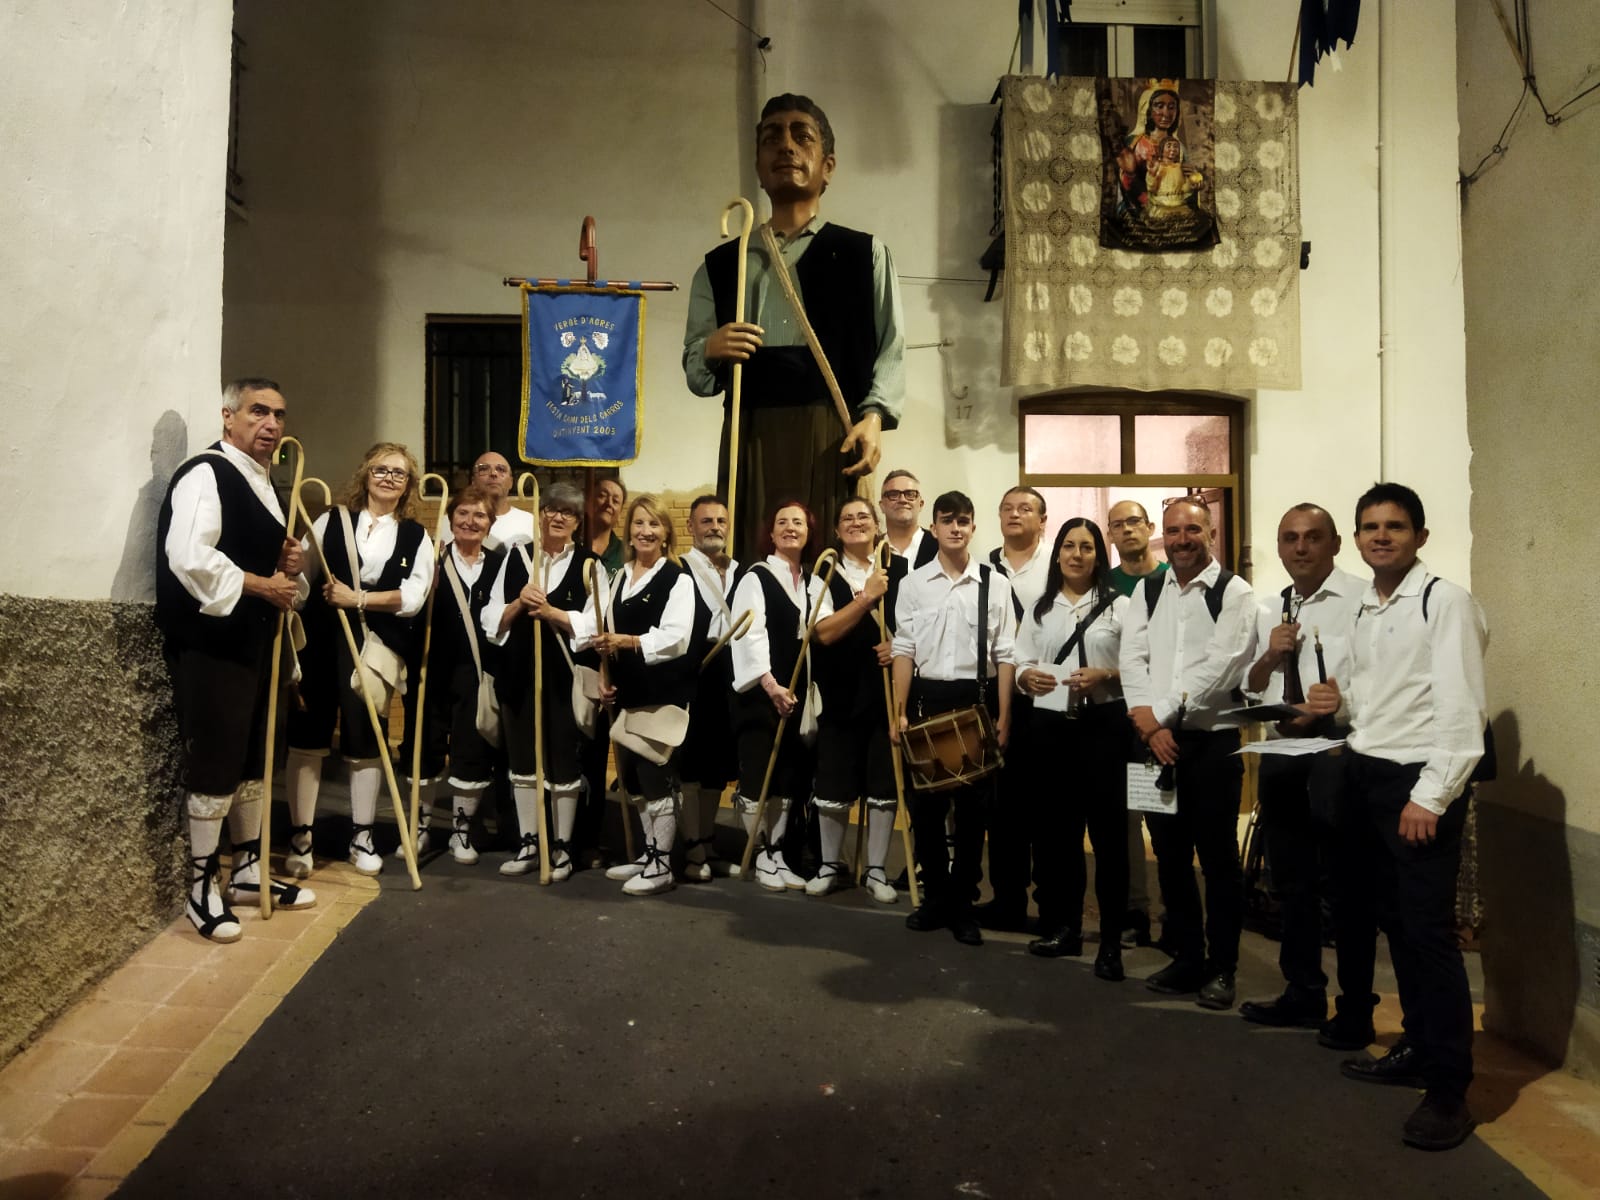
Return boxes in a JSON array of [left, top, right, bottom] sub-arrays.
[[1027, 930, 1083, 958], [1341, 1040, 1428, 1088], [1240, 991, 1328, 1028], [1093, 944, 1125, 982], [973, 900, 1029, 932], [1119, 910, 1152, 949], [1145, 960, 1208, 995], [905, 904, 947, 933], [1196, 970, 1236, 1011], [1402, 1090, 1476, 1151], [950, 918, 983, 946]]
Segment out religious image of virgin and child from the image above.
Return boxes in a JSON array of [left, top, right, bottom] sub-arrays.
[[1098, 77, 1218, 253]]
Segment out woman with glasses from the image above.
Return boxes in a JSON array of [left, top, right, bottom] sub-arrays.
[[285, 443, 437, 877], [481, 481, 596, 881], [1014, 517, 1131, 981], [810, 497, 905, 902], [571, 495, 705, 896], [729, 499, 826, 891]]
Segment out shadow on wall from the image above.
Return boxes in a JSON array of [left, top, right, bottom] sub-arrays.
[[1477, 708, 1580, 1068], [928, 102, 1014, 455], [111, 410, 189, 603]]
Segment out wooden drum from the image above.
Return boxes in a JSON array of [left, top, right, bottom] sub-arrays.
[[902, 705, 1004, 792]]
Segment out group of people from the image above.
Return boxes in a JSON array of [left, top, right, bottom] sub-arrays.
[[157, 89, 1489, 1152]]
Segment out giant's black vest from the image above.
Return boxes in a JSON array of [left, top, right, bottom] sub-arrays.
[[155, 446, 285, 662], [494, 544, 598, 702], [704, 223, 890, 429], [607, 559, 709, 710], [309, 508, 429, 661]]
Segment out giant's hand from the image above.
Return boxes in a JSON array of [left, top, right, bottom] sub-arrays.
[[840, 412, 883, 478], [705, 321, 764, 364]]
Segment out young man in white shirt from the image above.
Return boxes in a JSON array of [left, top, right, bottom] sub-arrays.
[[1308, 483, 1488, 1152], [1119, 498, 1257, 1009], [892, 491, 1016, 946], [978, 486, 1051, 930], [1237, 504, 1366, 1037]]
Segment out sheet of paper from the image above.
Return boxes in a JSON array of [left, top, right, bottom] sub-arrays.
[[1236, 737, 1347, 757], [1126, 761, 1177, 814], [1031, 667, 1076, 713]]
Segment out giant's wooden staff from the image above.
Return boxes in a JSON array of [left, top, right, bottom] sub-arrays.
[[866, 538, 919, 906], [719, 197, 755, 555], [257, 435, 306, 918], [586, 556, 633, 864], [517, 473, 553, 884], [406, 472, 450, 855], [293, 477, 423, 889], [738, 549, 841, 881]]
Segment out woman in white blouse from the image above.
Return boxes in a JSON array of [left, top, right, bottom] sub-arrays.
[[729, 501, 825, 892], [570, 495, 702, 896], [284, 443, 437, 878], [1015, 517, 1130, 980]]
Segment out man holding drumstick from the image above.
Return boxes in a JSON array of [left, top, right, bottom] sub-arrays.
[[156, 377, 315, 943], [682, 92, 906, 562]]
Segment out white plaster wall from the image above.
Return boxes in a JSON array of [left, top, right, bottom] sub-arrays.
[[0, 0, 235, 601], [223, 0, 1471, 590]]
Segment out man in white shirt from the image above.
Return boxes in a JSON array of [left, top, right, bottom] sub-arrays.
[[471, 451, 535, 551], [678, 495, 741, 879], [1236, 504, 1366, 1038], [880, 469, 936, 568], [892, 491, 1016, 946], [1120, 498, 1256, 1009], [978, 486, 1051, 930], [156, 377, 315, 943], [1308, 483, 1488, 1152]]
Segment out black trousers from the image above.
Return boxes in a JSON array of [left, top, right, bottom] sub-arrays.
[[1029, 702, 1129, 939], [1337, 753, 1473, 1097], [907, 679, 992, 919], [168, 640, 275, 796], [1146, 728, 1244, 973], [986, 695, 1033, 911], [1257, 755, 1329, 994]]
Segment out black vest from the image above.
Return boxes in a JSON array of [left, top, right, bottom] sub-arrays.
[[607, 559, 709, 710], [813, 557, 906, 723], [428, 545, 504, 678], [155, 446, 285, 661], [495, 544, 598, 701], [705, 223, 889, 428], [734, 561, 812, 690], [312, 508, 429, 660]]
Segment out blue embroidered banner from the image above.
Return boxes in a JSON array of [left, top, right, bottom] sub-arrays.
[[519, 286, 645, 466]]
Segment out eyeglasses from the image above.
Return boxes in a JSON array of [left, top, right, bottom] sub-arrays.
[[370, 467, 409, 481], [881, 489, 920, 502], [1107, 518, 1148, 531], [544, 509, 580, 522]]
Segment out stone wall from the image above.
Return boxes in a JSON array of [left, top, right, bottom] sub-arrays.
[[0, 599, 186, 1062]]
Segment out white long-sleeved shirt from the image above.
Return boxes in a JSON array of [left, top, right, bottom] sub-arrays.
[[892, 556, 1017, 681], [1249, 567, 1364, 738], [303, 508, 436, 618], [814, 553, 881, 621], [1015, 589, 1129, 705], [568, 557, 695, 666], [164, 441, 308, 614], [481, 541, 583, 647], [1119, 557, 1257, 731], [988, 538, 1052, 621], [683, 546, 740, 641], [1344, 560, 1488, 814], [730, 556, 826, 693]]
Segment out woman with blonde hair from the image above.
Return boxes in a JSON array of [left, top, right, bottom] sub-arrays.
[[285, 443, 437, 877]]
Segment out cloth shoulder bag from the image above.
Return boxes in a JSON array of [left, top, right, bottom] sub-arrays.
[[338, 507, 406, 712]]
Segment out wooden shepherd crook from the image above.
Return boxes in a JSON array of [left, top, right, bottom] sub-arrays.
[[719, 197, 755, 557], [517, 473, 554, 885], [407, 472, 451, 854], [293, 476, 422, 890], [865, 538, 918, 905], [257, 434, 306, 918], [585, 556, 633, 864], [738, 549, 842, 881]]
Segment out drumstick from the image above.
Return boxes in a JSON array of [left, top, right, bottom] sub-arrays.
[[258, 435, 306, 918], [294, 477, 422, 890], [738, 549, 842, 881]]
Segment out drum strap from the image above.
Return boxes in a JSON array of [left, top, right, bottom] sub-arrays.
[[976, 565, 990, 707], [1051, 593, 1116, 666]]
